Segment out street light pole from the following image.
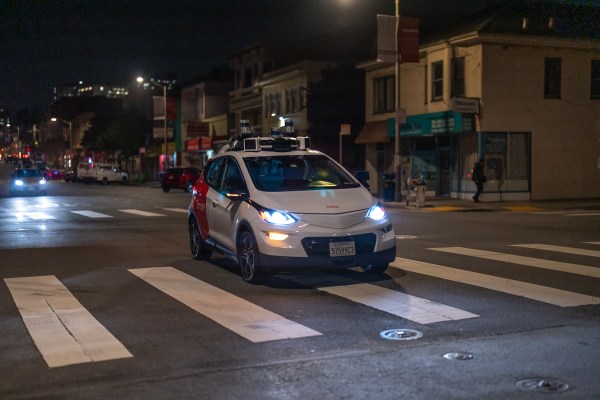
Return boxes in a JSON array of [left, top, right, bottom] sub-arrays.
[[137, 76, 168, 173], [394, 0, 403, 202]]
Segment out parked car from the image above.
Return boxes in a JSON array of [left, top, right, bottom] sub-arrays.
[[64, 169, 77, 183], [187, 122, 396, 283], [161, 167, 201, 193], [76, 162, 128, 184], [45, 168, 64, 180], [10, 168, 48, 196]]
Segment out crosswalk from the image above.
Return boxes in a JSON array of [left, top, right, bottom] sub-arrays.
[[4, 207, 188, 221], [2, 242, 599, 368]]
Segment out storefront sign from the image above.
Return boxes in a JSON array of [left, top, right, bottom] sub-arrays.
[[391, 111, 473, 137], [451, 97, 479, 113], [187, 121, 210, 137]]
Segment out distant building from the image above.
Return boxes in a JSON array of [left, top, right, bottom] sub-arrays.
[[357, 1, 600, 200], [53, 82, 129, 101]]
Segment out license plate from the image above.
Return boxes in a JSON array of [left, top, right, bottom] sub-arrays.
[[329, 241, 356, 257]]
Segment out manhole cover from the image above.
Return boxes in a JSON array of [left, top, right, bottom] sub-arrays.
[[516, 378, 570, 393], [443, 351, 473, 360], [379, 329, 423, 341]]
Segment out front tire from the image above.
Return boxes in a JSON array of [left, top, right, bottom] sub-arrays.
[[238, 231, 262, 283], [189, 218, 211, 260], [162, 185, 170, 193]]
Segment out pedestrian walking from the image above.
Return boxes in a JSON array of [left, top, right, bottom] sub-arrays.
[[472, 158, 486, 203]]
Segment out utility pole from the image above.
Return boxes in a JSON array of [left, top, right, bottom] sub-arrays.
[[394, 0, 403, 202]]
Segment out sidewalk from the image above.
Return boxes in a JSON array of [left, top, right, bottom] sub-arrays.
[[381, 196, 600, 212]]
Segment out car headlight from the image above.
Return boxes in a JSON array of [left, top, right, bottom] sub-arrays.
[[15, 180, 24, 186], [366, 203, 386, 221], [258, 208, 298, 225], [39, 179, 47, 185]]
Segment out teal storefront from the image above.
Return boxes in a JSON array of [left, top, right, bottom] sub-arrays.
[[388, 111, 531, 200]]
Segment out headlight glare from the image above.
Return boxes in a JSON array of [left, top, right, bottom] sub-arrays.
[[367, 203, 386, 221], [258, 209, 297, 225]]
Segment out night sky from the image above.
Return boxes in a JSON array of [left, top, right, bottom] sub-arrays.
[[1, 0, 512, 113]]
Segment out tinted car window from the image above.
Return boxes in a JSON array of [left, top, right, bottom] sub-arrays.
[[243, 155, 359, 192], [205, 158, 224, 189]]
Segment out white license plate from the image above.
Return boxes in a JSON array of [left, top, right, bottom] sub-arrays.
[[329, 241, 356, 257]]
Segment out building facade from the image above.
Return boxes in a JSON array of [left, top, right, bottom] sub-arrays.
[[357, 2, 600, 200]]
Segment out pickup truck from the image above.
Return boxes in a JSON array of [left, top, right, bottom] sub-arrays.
[[76, 163, 129, 184]]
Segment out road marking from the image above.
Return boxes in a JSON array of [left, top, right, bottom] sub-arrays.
[[564, 212, 600, 217], [429, 206, 463, 212], [71, 210, 113, 218], [503, 206, 543, 212], [129, 267, 321, 343], [4, 275, 132, 368], [118, 209, 165, 217], [584, 242, 600, 245], [15, 212, 55, 220], [511, 244, 600, 259], [289, 274, 478, 324], [431, 247, 600, 278], [390, 258, 600, 307], [163, 208, 188, 213]]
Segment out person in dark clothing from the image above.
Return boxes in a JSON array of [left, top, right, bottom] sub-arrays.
[[472, 158, 486, 203]]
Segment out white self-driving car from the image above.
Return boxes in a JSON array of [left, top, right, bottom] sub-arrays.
[[188, 122, 396, 282]]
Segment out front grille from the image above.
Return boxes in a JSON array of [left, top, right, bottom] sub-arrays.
[[299, 210, 367, 229], [301, 234, 376, 256]]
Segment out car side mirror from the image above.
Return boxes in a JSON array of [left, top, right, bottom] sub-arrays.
[[226, 188, 249, 201]]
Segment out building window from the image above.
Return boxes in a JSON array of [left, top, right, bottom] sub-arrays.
[[265, 93, 281, 117], [373, 75, 395, 114], [244, 67, 253, 88], [591, 60, 600, 99], [451, 57, 465, 98], [424, 65, 428, 105], [431, 61, 444, 101], [544, 58, 561, 99]]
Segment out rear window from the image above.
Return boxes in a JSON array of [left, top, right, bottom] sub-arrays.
[[243, 154, 359, 192]]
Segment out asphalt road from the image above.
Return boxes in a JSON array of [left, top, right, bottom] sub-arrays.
[[1, 162, 599, 400]]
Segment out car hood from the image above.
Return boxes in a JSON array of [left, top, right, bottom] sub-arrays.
[[250, 187, 376, 214]]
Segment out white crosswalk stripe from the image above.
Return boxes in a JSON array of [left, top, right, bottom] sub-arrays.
[[390, 257, 600, 307], [511, 243, 600, 258], [4, 275, 133, 368], [71, 210, 113, 218], [14, 212, 55, 220], [288, 274, 477, 324], [430, 247, 600, 278], [163, 208, 187, 213], [118, 209, 166, 217], [129, 267, 322, 343]]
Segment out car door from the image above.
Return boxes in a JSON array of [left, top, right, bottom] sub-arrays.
[[207, 157, 247, 252]]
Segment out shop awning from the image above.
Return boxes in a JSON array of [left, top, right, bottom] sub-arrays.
[[355, 121, 389, 144]]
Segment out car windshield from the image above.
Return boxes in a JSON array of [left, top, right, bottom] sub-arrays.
[[16, 169, 43, 178], [243, 154, 360, 192]]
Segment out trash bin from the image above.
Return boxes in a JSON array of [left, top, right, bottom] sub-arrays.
[[416, 184, 426, 207], [382, 173, 396, 201]]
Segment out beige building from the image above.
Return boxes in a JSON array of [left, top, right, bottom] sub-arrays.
[[358, 3, 600, 200], [179, 80, 230, 168]]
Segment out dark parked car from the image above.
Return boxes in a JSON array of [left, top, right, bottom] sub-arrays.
[[161, 167, 201, 193]]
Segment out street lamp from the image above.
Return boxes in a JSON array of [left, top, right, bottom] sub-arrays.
[[136, 76, 168, 173]]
